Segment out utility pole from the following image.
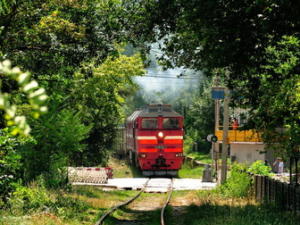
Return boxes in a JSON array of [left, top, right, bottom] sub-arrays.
[[220, 88, 230, 184]]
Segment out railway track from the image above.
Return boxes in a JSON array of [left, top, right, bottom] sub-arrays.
[[94, 178, 174, 225]]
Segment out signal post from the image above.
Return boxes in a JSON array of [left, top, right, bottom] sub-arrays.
[[211, 86, 230, 184]]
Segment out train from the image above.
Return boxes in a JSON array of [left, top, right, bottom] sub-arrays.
[[125, 104, 184, 176]]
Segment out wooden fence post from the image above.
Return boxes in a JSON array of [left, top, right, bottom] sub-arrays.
[[266, 177, 270, 202], [254, 175, 258, 201], [296, 186, 300, 212]]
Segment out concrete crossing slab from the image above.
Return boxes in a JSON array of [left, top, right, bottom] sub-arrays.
[[173, 178, 217, 190], [71, 178, 217, 192], [145, 178, 172, 193]]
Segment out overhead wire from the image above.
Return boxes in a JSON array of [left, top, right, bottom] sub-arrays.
[[135, 75, 199, 80]]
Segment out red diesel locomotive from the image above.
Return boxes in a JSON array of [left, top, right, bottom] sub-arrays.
[[125, 104, 184, 176]]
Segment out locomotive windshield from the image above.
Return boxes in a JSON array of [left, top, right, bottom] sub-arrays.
[[163, 118, 180, 129], [142, 118, 158, 129]]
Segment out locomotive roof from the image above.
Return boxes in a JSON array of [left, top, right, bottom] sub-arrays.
[[127, 104, 182, 122]]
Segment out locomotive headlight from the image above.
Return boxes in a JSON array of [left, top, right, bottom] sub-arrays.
[[139, 153, 147, 158], [158, 132, 164, 138]]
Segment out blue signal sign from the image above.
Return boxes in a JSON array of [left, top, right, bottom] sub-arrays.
[[212, 87, 225, 99]]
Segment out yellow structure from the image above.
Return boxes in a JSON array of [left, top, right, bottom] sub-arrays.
[[215, 129, 262, 143], [214, 128, 270, 164]]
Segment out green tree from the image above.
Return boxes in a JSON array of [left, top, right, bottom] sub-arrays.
[[250, 36, 300, 157], [184, 78, 214, 153], [132, 0, 300, 106], [23, 109, 91, 186], [0, 0, 15, 15], [72, 53, 145, 166], [129, 1, 300, 158], [0, 0, 147, 185]]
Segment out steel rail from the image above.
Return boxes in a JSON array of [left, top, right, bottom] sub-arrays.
[[94, 179, 150, 225], [160, 179, 173, 225]]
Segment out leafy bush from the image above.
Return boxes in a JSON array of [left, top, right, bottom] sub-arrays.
[[8, 178, 51, 213], [0, 60, 48, 135], [184, 136, 194, 154], [50, 195, 89, 219], [8, 177, 88, 220], [23, 109, 91, 187], [0, 128, 35, 205], [248, 160, 272, 176], [219, 163, 252, 198]]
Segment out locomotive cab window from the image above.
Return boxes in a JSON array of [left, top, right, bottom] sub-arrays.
[[163, 118, 180, 129], [142, 118, 158, 129]]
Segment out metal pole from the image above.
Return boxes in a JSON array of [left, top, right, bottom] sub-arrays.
[[214, 99, 220, 178], [215, 100, 220, 130], [220, 88, 230, 184]]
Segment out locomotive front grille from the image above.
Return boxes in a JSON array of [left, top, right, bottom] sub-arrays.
[[152, 156, 169, 168]]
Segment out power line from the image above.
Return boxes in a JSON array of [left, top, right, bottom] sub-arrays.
[[135, 75, 199, 80]]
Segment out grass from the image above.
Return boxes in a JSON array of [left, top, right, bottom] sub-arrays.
[[103, 207, 162, 225], [108, 156, 143, 178], [99, 190, 300, 225], [109, 155, 206, 179], [3, 157, 297, 225], [2, 184, 299, 225], [102, 192, 167, 225], [168, 190, 300, 225], [174, 201, 299, 225], [178, 162, 204, 178], [0, 185, 139, 225], [186, 152, 212, 164]]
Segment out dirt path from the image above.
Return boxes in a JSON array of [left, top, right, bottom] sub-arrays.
[[112, 193, 166, 225], [110, 191, 200, 225]]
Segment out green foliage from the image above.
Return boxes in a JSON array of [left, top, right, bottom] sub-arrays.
[[0, 0, 144, 77], [130, 1, 300, 159], [22, 109, 91, 187], [183, 136, 194, 154], [135, 0, 300, 88], [8, 180, 51, 213], [186, 152, 212, 164], [250, 36, 300, 156], [8, 178, 89, 219], [184, 78, 214, 153], [0, 60, 47, 135], [182, 199, 298, 225], [0, 128, 35, 205], [219, 163, 252, 198], [0, 0, 15, 15], [71, 53, 144, 166], [51, 195, 89, 220], [248, 160, 272, 176], [178, 162, 204, 179], [0, 0, 147, 180]]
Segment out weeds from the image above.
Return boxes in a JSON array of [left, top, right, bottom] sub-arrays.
[[178, 162, 204, 178], [247, 160, 273, 176], [217, 163, 252, 198], [179, 202, 298, 225]]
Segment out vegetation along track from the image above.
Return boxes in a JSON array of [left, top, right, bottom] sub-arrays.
[[94, 178, 174, 225]]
